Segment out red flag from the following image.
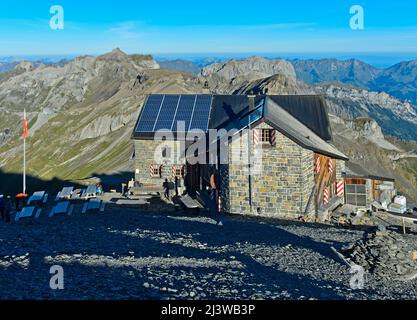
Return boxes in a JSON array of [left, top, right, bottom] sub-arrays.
[[23, 110, 27, 139]]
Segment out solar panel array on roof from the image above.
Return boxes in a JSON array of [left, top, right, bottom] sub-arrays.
[[135, 94, 213, 134], [190, 95, 213, 131], [135, 95, 164, 132], [154, 95, 180, 131], [172, 95, 195, 132]]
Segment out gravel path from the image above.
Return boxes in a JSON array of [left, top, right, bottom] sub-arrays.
[[1, 202, 417, 300]]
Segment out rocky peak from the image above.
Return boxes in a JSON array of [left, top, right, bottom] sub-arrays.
[[99, 48, 129, 61], [14, 61, 34, 72], [291, 58, 381, 88], [346, 117, 385, 139], [200, 56, 296, 81]]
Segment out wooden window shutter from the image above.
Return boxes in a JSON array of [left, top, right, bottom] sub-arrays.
[[150, 162, 154, 177], [253, 128, 259, 146], [328, 159, 334, 175], [270, 129, 276, 146]]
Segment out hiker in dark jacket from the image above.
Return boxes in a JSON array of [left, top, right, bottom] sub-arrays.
[[163, 179, 170, 199], [174, 176, 179, 197], [210, 168, 223, 226]]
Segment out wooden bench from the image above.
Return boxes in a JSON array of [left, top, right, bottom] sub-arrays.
[[196, 191, 211, 209], [179, 195, 204, 213], [55, 187, 74, 201], [27, 191, 46, 205], [15, 206, 42, 222], [81, 185, 97, 200], [49, 201, 73, 218], [129, 186, 162, 196]]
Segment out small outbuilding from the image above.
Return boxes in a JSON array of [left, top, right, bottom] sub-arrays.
[[343, 162, 396, 208]]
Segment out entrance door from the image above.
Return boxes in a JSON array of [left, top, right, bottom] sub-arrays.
[[185, 163, 200, 196]]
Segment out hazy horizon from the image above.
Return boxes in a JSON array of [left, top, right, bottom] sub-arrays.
[[2, 0, 417, 65], [2, 51, 417, 69]]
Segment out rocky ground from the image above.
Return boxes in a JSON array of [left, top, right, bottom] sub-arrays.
[[343, 229, 417, 281], [1, 198, 417, 300]]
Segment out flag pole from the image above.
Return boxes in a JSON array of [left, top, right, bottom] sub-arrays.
[[23, 109, 26, 194]]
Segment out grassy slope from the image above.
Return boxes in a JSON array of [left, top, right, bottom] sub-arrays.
[[0, 69, 202, 194]]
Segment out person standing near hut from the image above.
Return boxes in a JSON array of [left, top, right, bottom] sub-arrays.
[[163, 179, 170, 199], [174, 176, 179, 197], [210, 168, 223, 226]]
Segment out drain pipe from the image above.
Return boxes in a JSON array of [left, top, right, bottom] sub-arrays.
[[247, 93, 256, 210]]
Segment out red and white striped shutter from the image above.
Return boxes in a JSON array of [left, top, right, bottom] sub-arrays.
[[315, 157, 321, 174], [270, 129, 276, 146], [253, 128, 259, 146], [150, 162, 154, 177], [172, 165, 176, 179], [328, 159, 334, 175], [336, 180, 345, 196], [323, 188, 329, 205]]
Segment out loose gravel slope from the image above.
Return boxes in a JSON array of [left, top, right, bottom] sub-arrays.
[[0, 206, 416, 300]]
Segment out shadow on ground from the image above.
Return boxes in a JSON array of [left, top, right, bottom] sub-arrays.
[[0, 170, 135, 196], [0, 201, 375, 300]]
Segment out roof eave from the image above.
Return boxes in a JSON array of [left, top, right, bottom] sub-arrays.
[[263, 119, 349, 161]]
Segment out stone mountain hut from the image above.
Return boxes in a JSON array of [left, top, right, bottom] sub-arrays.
[[131, 94, 349, 219]]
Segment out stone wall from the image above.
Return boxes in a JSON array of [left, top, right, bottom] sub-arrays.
[[134, 140, 185, 185], [219, 163, 230, 213], [336, 159, 346, 182], [226, 123, 315, 219], [301, 148, 316, 215]]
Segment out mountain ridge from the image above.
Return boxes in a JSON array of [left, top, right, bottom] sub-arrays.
[[156, 56, 417, 106], [0, 50, 416, 198]]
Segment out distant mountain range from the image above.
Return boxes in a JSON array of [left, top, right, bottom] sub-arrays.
[[155, 57, 417, 106], [0, 50, 416, 198], [158, 59, 201, 75], [291, 58, 417, 105], [157, 57, 223, 75], [0, 56, 73, 74]]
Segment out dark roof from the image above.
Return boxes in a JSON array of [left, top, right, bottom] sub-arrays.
[[264, 98, 347, 160], [344, 162, 395, 182], [131, 94, 347, 160], [268, 95, 332, 141]]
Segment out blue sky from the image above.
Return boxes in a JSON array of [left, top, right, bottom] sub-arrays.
[[1, 0, 417, 57]]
